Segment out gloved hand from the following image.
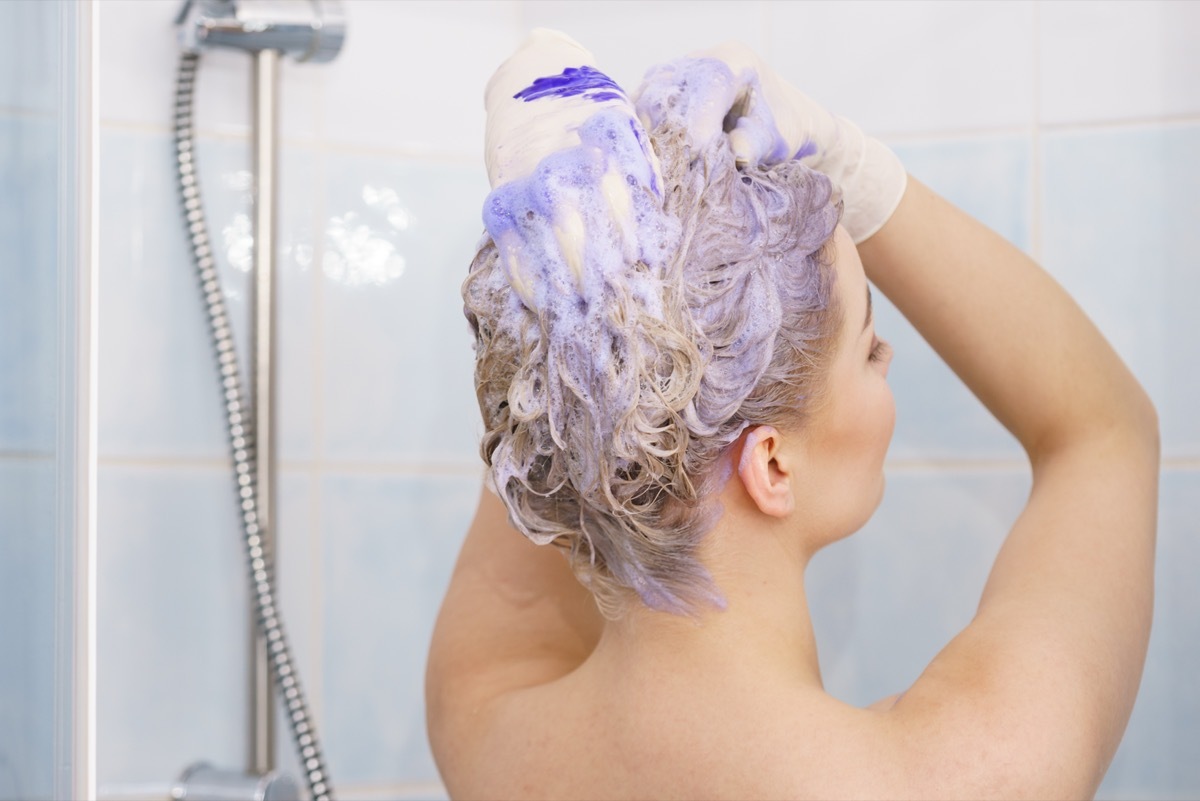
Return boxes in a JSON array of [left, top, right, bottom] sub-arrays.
[[481, 28, 672, 312], [634, 42, 906, 243]]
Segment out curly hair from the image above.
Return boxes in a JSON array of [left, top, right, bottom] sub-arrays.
[[463, 120, 843, 618]]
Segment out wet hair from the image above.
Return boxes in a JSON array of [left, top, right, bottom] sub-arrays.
[[463, 122, 843, 618]]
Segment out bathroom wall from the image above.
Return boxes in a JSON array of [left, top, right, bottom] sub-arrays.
[[95, 1, 1199, 798], [0, 1, 73, 799]]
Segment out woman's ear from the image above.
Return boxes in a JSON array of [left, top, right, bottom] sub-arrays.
[[736, 425, 795, 518]]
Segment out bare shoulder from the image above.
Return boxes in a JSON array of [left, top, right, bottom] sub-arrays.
[[426, 488, 603, 778]]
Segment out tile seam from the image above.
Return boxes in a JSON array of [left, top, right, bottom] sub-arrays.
[[90, 455, 1200, 472], [101, 117, 482, 164], [0, 451, 56, 462], [1031, 0, 1043, 263], [310, 137, 329, 728]]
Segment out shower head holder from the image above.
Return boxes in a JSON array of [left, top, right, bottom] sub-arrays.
[[176, 0, 346, 63]]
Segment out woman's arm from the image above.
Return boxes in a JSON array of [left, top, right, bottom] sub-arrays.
[[859, 178, 1159, 797], [426, 487, 603, 769]]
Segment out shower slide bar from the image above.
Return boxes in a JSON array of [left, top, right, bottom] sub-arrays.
[[172, 2, 345, 799]]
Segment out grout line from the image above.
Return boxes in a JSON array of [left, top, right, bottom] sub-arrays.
[[1038, 113, 1200, 136], [0, 105, 56, 120], [1031, 0, 1043, 263], [100, 116, 480, 164], [100, 117, 251, 141], [95, 453, 482, 473], [310, 455, 325, 727], [98, 780, 447, 801], [875, 112, 1200, 145], [101, 117, 1200, 165], [886, 457, 1200, 471], [513, 0, 527, 34], [98, 454, 234, 469], [310, 139, 329, 727], [310, 140, 481, 166], [0, 451, 56, 463], [880, 126, 1034, 145], [333, 781, 447, 799], [89, 453, 1200, 474], [884, 458, 1027, 473], [97, 783, 171, 801], [317, 461, 485, 478], [760, 0, 774, 62]]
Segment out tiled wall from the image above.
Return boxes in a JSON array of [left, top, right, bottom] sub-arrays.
[[94, 1, 1199, 798], [0, 1, 64, 798]]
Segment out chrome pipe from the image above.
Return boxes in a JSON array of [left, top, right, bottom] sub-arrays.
[[173, 50, 333, 801], [250, 46, 280, 776]]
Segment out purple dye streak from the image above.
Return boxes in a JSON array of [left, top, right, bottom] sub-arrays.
[[514, 65, 626, 104], [793, 140, 818, 160]]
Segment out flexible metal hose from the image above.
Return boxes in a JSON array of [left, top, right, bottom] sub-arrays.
[[173, 50, 334, 801]]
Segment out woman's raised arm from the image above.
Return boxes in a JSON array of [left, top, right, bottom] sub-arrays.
[[426, 487, 602, 777], [858, 177, 1159, 797]]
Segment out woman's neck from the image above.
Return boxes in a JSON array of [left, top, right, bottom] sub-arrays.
[[586, 510, 824, 688]]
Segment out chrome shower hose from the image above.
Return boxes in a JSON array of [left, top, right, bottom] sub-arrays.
[[173, 51, 334, 801]]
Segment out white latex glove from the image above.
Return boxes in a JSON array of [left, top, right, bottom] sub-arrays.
[[481, 29, 671, 312], [634, 42, 906, 244]]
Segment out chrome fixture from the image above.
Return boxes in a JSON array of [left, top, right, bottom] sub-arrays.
[[173, 2, 345, 800], [176, 0, 346, 62], [172, 762, 300, 801]]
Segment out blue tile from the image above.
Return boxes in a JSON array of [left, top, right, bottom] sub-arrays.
[[320, 155, 488, 467], [871, 137, 1033, 461], [98, 129, 318, 462], [1098, 469, 1200, 799], [0, 1, 59, 114], [1042, 125, 1200, 459], [890, 136, 1033, 253], [96, 464, 250, 784], [811, 466, 1199, 798], [272, 469, 322, 780], [320, 471, 479, 784], [809, 468, 1030, 706], [97, 462, 321, 788], [0, 115, 58, 453], [0, 459, 56, 799]]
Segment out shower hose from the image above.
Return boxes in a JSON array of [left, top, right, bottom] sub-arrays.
[[173, 51, 334, 801]]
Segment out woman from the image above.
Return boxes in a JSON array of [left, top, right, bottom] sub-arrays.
[[427, 31, 1158, 799]]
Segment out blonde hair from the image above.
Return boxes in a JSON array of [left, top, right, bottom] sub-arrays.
[[463, 123, 842, 617]]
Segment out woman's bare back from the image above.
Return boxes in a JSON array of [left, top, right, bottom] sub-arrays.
[[446, 655, 906, 800]]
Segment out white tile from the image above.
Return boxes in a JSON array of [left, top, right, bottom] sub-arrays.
[[319, 153, 488, 467], [321, 0, 522, 156], [98, 130, 318, 461], [1039, 0, 1200, 125], [320, 471, 478, 784], [519, 0, 769, 95], [769, 0, 1035, 136], [96, 464, 250, 785], [99, 0, 321, 139]]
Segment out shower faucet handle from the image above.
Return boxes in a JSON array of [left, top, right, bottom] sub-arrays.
[[176, 0, 346, 63]]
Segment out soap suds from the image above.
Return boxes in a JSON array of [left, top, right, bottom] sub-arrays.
[[466, 34, 842, 616]]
